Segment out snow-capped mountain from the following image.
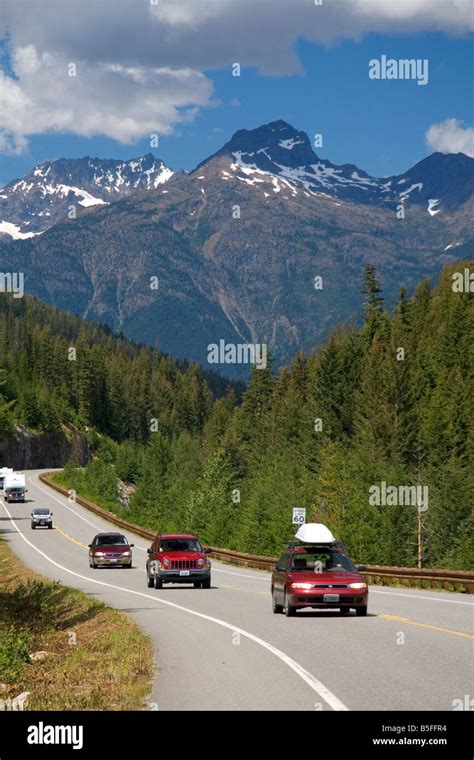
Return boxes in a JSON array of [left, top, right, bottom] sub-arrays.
[[385, 151, 474, 213], [195, 120, 473, 214], [0, 154, 174, 239], [0, 120, 472, 377], [2, 122, 471, 242]]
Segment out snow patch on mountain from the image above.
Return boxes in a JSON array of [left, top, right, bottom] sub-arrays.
[[41, 184, 109, 207], [0, 221, 41, 240], [279, 138, 305, 150]]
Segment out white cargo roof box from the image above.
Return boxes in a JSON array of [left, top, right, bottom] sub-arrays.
[[295, 523, 335, 544], [0, 467, 13, 476]]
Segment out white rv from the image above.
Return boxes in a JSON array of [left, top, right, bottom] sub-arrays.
[[0, 467, 13, 490], [4, 473, 27, 503]]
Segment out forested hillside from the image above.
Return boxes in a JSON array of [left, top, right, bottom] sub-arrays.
[[0, 296, 242, 440], [1, 263, 472, 568]]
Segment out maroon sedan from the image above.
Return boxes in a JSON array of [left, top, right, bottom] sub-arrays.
[[89, 532, 134, 568], [271, 543, 368, 617]]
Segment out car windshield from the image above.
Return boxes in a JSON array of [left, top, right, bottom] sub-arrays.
[[290, 550, 355, 573], [34, 509, 50, 515], [159, 538, 201, 552], [96, 535, 128, 546]]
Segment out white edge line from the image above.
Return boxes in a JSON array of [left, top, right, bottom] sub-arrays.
[[369, 589, 474, 606], [1, 499, 348, 712]]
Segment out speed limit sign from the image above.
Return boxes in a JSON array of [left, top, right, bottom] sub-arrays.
[[292, 507, 306, 525]]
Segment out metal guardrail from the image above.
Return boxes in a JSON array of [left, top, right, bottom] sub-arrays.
[[39, 472, 474, 593]]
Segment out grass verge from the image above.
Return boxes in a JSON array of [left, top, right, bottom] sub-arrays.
[[0, 538, 154, 710]]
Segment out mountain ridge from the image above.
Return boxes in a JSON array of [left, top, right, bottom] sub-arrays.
[[0, 153, 174, 238], [0, 119, 472, 377], [1, 120, 473, 240]]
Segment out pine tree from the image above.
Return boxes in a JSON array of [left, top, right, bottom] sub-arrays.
[[361, 263, 384, 340]]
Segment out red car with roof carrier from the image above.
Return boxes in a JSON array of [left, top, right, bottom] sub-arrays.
[[146, 533, 212, 589], [271, 523, 368, 617]]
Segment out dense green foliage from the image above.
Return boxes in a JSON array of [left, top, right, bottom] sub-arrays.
[[2, 263, 473, 568], [0, 295, 242, 439]]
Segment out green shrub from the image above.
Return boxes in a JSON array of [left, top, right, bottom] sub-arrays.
[[2, 580, 64, 632], [0, 626, 32, 683]]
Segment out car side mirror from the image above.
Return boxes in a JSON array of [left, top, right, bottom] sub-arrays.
[[356, 564, 367, 571], [129, 544, 134, 548], [147, 548, 152, 555], [204, 547, 212, 554], [88, 544, 92, 548]]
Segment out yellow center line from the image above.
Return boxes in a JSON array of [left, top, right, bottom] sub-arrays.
[[54, 525, 88, 549], [220, 582, 270, 596], [381, 614, 474, 639]]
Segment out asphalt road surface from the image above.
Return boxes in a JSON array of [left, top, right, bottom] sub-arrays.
[[1, 470, 472, 711]]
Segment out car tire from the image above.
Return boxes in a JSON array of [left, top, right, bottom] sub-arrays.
[[193, 581, 202, 588], [272, 589, 283, 614], [356, 605, 368, 617], [340, 607, 350, 614], [31, 523, 35, 529], [153, 575, 163, 589], [147, 571, 154, 588], [283, 590, 296, 617], [202, 577, 211, 589], [48, 523, 52, 529]]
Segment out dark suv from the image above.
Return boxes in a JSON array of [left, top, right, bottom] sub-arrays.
[[146, 534, 212, 589], [271, 542, 368, 617]]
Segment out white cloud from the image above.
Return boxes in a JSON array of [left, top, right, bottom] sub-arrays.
[[0, 0, 472, 152], [426, 119, 474, 157], [350, 0, 473, 27], [0, 46, 213, 154]]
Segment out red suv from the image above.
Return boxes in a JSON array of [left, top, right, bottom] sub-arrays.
[[146, 534, 212, 589], [271, 542, 368, 617]]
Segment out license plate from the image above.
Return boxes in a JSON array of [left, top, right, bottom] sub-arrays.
[[179, 570, 190, 576], [324, 593, 340, 602], [109, 559, 118, 563]]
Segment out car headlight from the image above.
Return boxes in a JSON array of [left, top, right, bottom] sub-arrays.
[[197, 557, 205, 566], [122, 550, 131, 556], [291, 582, 313, 589], [162, 557, 170, 567], [95, 551, 106, 556], [348, 582, 368, 589]]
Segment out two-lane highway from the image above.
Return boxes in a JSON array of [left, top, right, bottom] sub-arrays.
[[1, 470, 472, 710]]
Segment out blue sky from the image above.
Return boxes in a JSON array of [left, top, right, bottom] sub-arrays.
[[0, 1, 472, 186]]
